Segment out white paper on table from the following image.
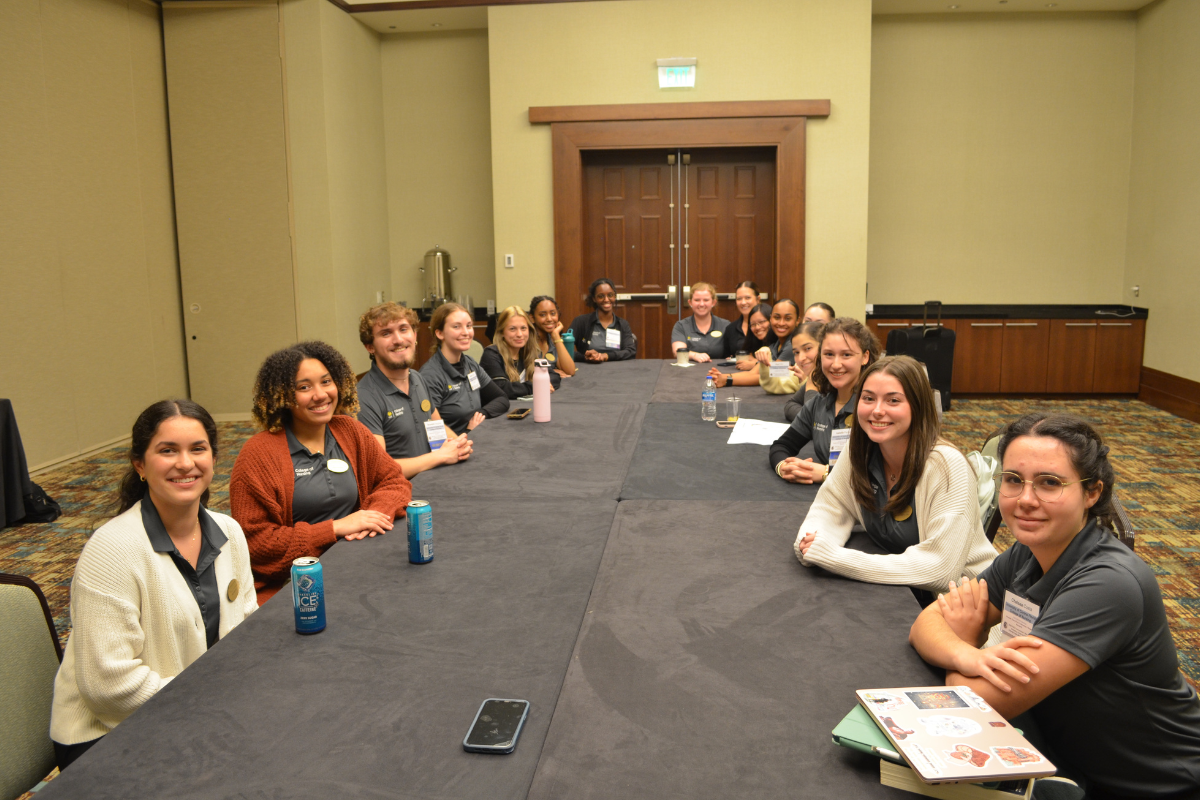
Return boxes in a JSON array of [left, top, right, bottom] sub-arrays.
[[725, 417, 792, 445]]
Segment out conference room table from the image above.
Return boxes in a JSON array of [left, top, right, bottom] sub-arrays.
[[40, 360, 939, 800]]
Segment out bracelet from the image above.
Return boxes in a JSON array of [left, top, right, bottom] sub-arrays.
[[775, 461, 785, 478]]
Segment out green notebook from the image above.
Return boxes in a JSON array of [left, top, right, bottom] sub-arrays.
[[831, 705, 906, 764]]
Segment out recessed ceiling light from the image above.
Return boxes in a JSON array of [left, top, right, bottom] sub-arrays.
[[948, 3, 959, 7], [389, 25, 395, 29], [1046, 2, 1057, 5], [431, 22, 442, 27]]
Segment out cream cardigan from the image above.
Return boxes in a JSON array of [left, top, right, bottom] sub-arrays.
[[795, 443, 997, 593], [50, 501, 258, 745]]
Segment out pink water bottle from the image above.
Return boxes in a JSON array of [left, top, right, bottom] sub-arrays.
[[533, 359, 552, 423]]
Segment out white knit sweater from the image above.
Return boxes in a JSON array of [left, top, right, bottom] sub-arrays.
[[794, 443, 997, 592], [50, 502, 258, 745]]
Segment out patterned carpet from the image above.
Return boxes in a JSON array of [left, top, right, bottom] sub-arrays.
[[2, 400, 1197, 792]]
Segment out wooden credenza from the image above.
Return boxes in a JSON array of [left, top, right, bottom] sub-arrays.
[[867, 306, 1147, 395]]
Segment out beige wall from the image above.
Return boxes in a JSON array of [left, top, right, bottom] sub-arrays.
[[164, 1, 299, 415], [284, 0, 392, 372], [867, 13, 1136, 305], [1126, 0, 1200, 383], [381, 30, 496, 313], [0, 0, 187, 468], [487, 0, 873, 320]]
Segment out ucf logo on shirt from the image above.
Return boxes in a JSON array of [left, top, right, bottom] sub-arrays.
[[386, 407, 406, 420], [447, 382, 462, 393], [813, 421, 829, 433]]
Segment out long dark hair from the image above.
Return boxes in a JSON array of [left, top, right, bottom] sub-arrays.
[[585, 278, 616, 310], [847, 356, 947, 515], [809, 317, 882, 395], [117, 399, 219, 514], [997, 413, 1116, 533]]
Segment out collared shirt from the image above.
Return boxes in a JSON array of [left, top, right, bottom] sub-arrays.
[[671, 315, 730, 358], [356, 363, 433, 459], [861, 445, 920, 555], [419, 349, 493, 435], [768, 335, 794, 365], [981, 520, 1200, 797], [286, 424, 359, 525], [141, 499, 226, 649], [770, 390, 857, 469]]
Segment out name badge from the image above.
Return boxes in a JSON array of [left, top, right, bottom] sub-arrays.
[[605, 327, 622, 349], [769, 361, 790, 378], [423, 419, 448, 450], [1000, 590, 1040, 641], [829, 426, 851, 467], [467, 371, 481, 392], [326, 458, 350, 473]]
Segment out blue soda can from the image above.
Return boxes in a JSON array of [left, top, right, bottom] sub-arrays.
[[291, 557, 326, 634], [406, 501, 434, 564]]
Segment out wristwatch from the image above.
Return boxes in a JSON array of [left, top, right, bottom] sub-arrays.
[[725, 374, 733, 387]]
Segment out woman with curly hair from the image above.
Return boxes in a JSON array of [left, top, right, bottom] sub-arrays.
[[231, 341, 411, 603]]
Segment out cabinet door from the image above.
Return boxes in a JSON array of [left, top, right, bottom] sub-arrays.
[[1000, 320, 1050, 393], [870, 320, 914, 351], [1046, 321, 1097, 393], [953, 322, 1004, 393], [1093, 320, 1146, 393]]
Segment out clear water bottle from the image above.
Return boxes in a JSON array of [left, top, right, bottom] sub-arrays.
[[702, 377, 717, 421]]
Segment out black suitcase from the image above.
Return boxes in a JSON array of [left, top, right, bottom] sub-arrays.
[[885, 301, 955, 411]]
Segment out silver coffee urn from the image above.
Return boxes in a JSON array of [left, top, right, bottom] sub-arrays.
[[420, 245, 456, 311]]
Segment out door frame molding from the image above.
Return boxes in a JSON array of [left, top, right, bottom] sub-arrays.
[[531, 100, 830, 324]]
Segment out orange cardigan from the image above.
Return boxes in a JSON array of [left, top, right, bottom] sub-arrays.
[[230, 415, 412, 604]]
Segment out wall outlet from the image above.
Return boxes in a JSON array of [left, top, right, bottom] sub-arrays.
[[1131, 285, 1140, 298], [504, 254, 515, 269], [375, 290, 385, 303]]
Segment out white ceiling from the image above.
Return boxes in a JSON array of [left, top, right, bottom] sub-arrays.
[[348, 0, 1157, 36]]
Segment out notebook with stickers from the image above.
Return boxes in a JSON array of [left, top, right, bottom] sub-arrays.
[[856, 687, 1056, 784]]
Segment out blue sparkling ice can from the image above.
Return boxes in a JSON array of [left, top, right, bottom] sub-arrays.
[[291, 556, 326, 634], [406, 501, 434, 564]]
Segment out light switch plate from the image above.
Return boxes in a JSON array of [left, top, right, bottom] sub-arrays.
[[504, 254, 514, 268]]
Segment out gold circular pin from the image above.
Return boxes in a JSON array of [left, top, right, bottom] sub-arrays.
[[421, 399, 431, 413], [547, 352, 556, 362], [226, 579, 239, 602], [845, 417, 854, 427], [894, 506, 913, 522]]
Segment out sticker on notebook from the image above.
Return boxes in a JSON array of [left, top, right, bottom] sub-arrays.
[[945, 744, 992, 769], [991, 746, 1044, 769], [861, 691, 906, 713], [917, 715, 982, 738], [958, 686, 994, 713], [899, 743, 944, 777], [906, 690, 970, 710], [879, 716, 915, 740]]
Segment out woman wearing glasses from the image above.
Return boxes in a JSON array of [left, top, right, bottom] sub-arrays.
[[793, 356, 996, 602], [908, 413, 1200, 799], [567, 278, 637, 363]]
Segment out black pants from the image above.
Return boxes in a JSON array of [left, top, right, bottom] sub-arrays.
[[53, 737, 102, 771]]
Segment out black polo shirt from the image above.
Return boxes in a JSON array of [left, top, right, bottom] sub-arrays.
[[861, 445, 920, 555], [286, 425, 359, 525], [356, 363, 433, 459], [767, 336, 794, 365], [141, 499, 225, 649], [419, 350, 493, 435], [981, 520, 1200, 798], [768, 390, 856, 470], [671, 315, 730, 358]]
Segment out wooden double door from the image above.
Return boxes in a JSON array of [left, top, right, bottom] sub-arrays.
[[582, 148, 776, 359]]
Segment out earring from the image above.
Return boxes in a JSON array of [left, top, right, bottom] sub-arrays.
[[140, 474, 147, 482]]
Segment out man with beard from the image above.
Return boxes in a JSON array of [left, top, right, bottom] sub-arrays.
[[356, 302, 472, 477]]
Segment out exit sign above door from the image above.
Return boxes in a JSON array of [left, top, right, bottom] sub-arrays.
[[656, 58, 696, 89]]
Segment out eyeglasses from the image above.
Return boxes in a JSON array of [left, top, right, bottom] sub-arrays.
[[995, 472, 1092, 502]]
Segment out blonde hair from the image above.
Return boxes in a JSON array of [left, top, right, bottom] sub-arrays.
[[494, 306, 538, 383], [691, 281, 717, 299]]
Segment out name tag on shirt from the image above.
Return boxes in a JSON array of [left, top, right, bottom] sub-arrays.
[[769, 361, 790, 378], [467, 371, 481, 391], [605, 327, 621, 349], [828, 426, 851, 467], [423, 419, 448, 450], [1000, 590, 1040, 641]]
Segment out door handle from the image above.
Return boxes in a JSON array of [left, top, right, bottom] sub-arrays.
[[667, 285, 678, 314], [682, 284, 692, 306], [617, 293, 670, 301]]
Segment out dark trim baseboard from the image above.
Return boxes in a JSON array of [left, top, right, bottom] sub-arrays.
[[1139, 367, 1200, 423], [331, 0, 613, 13]]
